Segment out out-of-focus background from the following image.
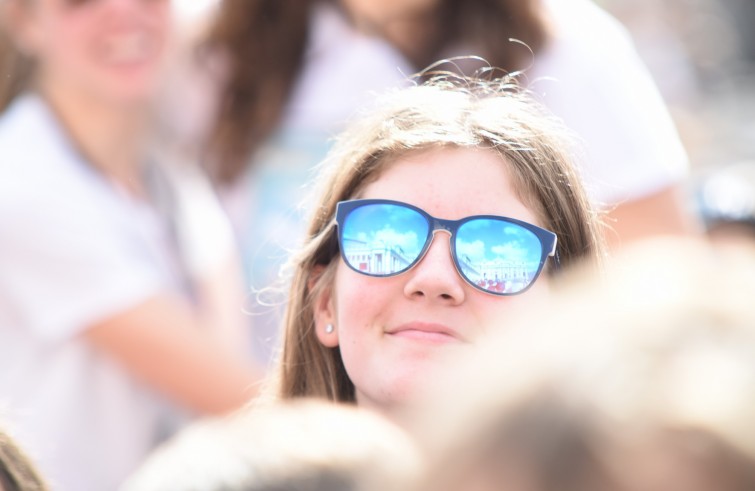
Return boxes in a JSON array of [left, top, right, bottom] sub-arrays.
[[599, 0, 755, 172], [174, 0, 755, 235], [174, 0, 755, 172], [598, 0, 755, 240]]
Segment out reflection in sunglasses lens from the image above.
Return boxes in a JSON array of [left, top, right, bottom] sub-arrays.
[[340, 202, 546, 295], [456, 219, 543, 294], [341, 204, 428, 275]]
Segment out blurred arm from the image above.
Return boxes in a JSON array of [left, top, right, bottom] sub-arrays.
[[193, 253, 253, 354], [84, 293, 263, 416], [602, 183, 703, 250]]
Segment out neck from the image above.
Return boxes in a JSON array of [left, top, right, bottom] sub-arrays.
[[350, 11, 441, 69], [37, 79, 152, 196], [385, 19, 439, 68]]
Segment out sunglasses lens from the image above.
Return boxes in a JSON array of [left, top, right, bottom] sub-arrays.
[[455, 219, 545, 294], [340, 203, 429, 276]]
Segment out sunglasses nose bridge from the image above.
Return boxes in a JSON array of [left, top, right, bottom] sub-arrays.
[[425, 227, 452, 254], [427, 219, 454, 249], [424, 219, 459, 276], [430, 217, 455, 234]]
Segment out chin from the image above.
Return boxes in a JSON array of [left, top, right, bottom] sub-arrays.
[[94, 65, 163, 103], [388, 359, 452, 403]]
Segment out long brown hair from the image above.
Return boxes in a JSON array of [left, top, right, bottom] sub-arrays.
[[272, 73, 605, 402], [202, 0, 313, 184], [0, 0, 34, 114]]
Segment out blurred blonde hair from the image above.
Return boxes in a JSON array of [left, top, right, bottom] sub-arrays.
[[121, 399, 422, 491], [411, 237, 755, 491], [272, 72, 605, 402]]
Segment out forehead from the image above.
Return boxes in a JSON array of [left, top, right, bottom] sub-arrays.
[[359, 146, 542, 226]]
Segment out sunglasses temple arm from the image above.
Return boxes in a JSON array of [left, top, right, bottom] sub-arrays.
[[551, 247, 561, 271]]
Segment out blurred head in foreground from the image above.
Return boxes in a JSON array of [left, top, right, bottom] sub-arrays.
[[120, 399, 422, 491], [410, 236, 755, 491]]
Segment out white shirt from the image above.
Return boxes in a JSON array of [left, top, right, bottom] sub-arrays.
[[527, 0, 689, 204], [0, 94, 233, 491]]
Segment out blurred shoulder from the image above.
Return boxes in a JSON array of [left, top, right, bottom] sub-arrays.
[[541, 0, 635, 52], [0, 94, 114, 226], [0, 93, 76, 178]]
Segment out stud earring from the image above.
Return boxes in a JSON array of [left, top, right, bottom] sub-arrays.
[[325, 324, 334, 334]]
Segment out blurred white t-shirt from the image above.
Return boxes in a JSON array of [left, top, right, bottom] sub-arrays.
[[526, 0, 689, 204], [0, 94, 235, 491]]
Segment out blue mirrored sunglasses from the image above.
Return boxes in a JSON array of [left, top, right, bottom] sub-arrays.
[[334, 199, 559, 296]]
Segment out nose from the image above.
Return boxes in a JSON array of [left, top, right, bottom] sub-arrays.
[[403, 231, 466, 304], [102, 0, 141, 10]]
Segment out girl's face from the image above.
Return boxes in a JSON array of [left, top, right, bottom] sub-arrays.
[[314, 147, 552, 415], [14, 0, 171, 104]]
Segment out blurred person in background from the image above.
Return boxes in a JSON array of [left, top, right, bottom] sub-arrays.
[[198, 0, 699, 246], [120, 399, 423, 491], [335, 0, 699, 245], [409, 236, 755, 491], [178, 0, 699, 363], [181, 0, 410, 364], [602, 1, 755, 249], [0, 0, 262, 489]]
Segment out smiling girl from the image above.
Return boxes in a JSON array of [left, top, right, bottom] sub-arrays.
[[272, 74, 605, 419]]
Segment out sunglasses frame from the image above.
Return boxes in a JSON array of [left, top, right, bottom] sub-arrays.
[[334, 199, 559, 296]]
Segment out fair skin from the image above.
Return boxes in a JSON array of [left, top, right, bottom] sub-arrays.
[[9, 0, 260, 413], [314, 147, 550, 416]]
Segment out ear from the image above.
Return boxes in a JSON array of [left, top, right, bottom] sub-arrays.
[[310, 265, 339, 348]]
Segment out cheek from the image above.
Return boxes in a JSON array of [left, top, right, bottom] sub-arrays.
[[332, 264, 395, 329], [35, 18, 90, 64], [145, 4, 173, 39], [475, 280, 551, 333]]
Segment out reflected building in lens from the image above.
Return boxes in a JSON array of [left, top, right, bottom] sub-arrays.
[[462, 258, 532, 293], [342, 238, 412, 274], [344, 237, 532, 293], [458, 254, 531, 294]]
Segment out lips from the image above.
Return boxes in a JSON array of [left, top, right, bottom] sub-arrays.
[[386, 322, 465, 343]]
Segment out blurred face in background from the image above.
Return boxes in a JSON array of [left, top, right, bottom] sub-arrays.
[[11, 0, 172, 105]]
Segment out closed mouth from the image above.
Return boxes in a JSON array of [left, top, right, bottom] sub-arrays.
[[386, 322, 465, 343]]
